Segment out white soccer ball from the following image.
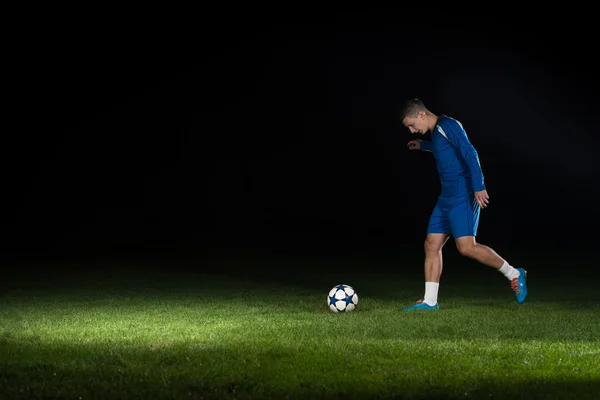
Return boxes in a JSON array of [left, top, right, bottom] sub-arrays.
[[327, 284, 358, 313]]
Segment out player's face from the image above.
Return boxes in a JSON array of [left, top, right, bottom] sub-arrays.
[[402, 112, 428, 134]]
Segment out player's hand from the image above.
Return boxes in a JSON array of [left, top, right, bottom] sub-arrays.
[[475, 190, 489, 209], [407, 140, 421, 150]]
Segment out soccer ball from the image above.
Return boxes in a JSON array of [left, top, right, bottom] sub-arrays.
[[328, 284, 358, 313]]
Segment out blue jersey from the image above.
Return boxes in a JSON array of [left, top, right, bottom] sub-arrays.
[[420, 115, 485, 198]]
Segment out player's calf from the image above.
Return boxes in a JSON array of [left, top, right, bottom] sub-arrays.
[[454, 237, 505, 269]]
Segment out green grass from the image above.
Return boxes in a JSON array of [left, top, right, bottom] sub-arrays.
[[1, 257, 599, 399]]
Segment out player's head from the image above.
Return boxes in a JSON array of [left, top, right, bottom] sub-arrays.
[[400, 98, 434, 134]]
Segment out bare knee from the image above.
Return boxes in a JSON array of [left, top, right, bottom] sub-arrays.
[[455, 237, 477, 257], [424, 234, 448, 254], [424, 240, 440, 254]]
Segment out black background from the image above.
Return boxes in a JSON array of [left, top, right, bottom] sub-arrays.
[[4, 9, 599, 269]]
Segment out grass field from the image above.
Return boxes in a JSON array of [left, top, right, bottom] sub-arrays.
[[1, 252, 599, 399]]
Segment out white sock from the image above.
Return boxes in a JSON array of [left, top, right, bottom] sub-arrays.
[[498, 261, 520, 281], [424, 282, 439, 306]]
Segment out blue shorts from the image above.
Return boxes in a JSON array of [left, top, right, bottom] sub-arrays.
[[427, 194, 480, 238]]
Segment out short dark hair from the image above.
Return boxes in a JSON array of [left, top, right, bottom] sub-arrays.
[[400, 98, 428, 120]]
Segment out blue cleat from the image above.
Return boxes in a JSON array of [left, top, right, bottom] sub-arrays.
[[511, 268, 528, 304], [402, 299, 439, 311]]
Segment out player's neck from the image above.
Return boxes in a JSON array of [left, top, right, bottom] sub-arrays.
[[427, 113, 439, 132]]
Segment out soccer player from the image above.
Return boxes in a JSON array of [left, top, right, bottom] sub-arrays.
[[400, 98, 527, 311]]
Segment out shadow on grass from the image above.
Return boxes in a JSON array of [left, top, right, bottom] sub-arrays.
[[1, 341, 599, 400]]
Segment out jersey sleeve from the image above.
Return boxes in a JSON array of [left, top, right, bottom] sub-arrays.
[[442, 119, 486, 192], [420, 140, 432, 152]]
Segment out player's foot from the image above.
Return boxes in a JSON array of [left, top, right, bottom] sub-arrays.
[[402, 299, 439, 311], [510, 268, 528, 304]]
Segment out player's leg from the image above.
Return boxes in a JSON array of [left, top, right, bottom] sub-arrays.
[[424, 233, 450, 283], [422, 233, 449, 307], [455, 236, 504, 269], [403, 203, 449, 311], [450, 195, 528, 303], [450, 195, 511, 269]]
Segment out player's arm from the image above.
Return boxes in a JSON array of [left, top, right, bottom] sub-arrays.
[[443, 120, 485, 192], [407, 139, 432, 152], [419, 140, 432, 152]]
